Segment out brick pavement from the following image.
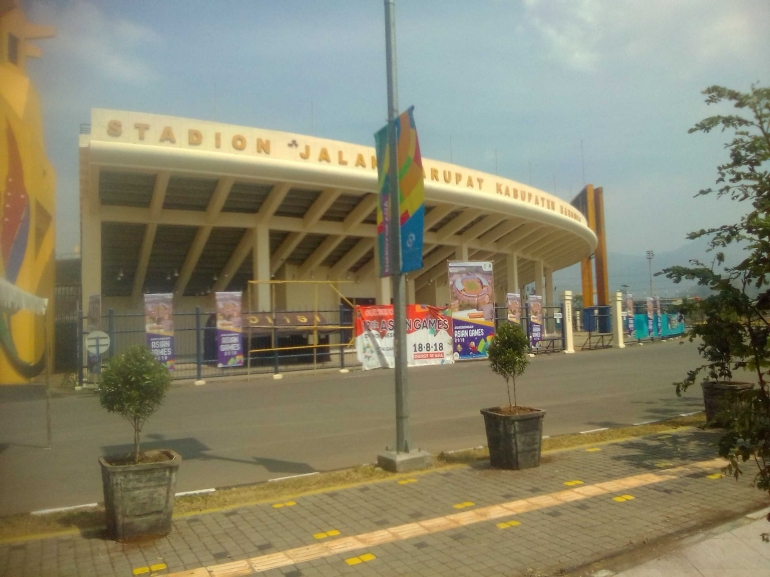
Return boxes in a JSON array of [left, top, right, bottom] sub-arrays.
[[0, 429, 767, 577]]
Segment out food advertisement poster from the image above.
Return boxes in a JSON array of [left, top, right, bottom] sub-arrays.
[[216, 292, 243, 368], [144, 293, 174, 370], [528, 294, 544, 345], [506, 293, 522, 324], [355, 305, 454, 370], [626, 294, 634, 335], [646, 297, 654, 336], [448, 261, 495, 360]]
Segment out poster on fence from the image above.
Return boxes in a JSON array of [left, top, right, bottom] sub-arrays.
[[646, 297, 654, 336], [448, 261, 495, 360], [216, 292, 244, 368], [626, 294, 634, 336], [144, 293, 175, 370], [655, 297, 662, 334], [529, 294, 544, 345], [355, 305, 454, 370], [506, 293, 521, 324]]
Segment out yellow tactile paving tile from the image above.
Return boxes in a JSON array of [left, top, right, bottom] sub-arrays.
[[496, 520, 521, 529], [356, 530, 395, 546], [563, 480, 584, 486], [208, 559, 252, 577], [165, 457, 728, 577]]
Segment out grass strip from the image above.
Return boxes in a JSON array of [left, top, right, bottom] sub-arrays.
[[0, 413, 706, 543]]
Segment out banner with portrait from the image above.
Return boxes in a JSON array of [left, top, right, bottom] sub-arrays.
[[655, 297, 662, 335], [625, 294, 634, 336], [528, 294, 544, 345], [506, 293, 522, 324], [646, 297, 654, 337], [448, 261, 495, 360], [355, 305, 453, 370], [144, 293, 174, 370], [215, 291, 244, 368]]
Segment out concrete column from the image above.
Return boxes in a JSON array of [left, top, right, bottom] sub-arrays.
[[505, 253, 519, 296], [373, 247, 391, 304], [561, 290, 575, 353], [612, 291, 625, 349], [252, 226, 271, 311], [534, 260, 544, 298], [544, 267, 554, 308], [81, 169, 101, 312], [406, 278, 416, 305], [455, 244, 469, 261]]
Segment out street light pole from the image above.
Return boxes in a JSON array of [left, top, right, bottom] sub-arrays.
[[384, 0, 410, 455], [376, 0, 430, 473], [646, 251, 654, 297]]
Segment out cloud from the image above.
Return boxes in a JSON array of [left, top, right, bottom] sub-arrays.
[[29, 0, 160, 85], [522, 0, 765, 74]]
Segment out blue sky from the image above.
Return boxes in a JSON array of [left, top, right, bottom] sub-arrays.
[[24, 0, 770, 286]]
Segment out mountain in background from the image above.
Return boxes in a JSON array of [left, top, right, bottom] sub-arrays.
[[551, 236, 748, 300]]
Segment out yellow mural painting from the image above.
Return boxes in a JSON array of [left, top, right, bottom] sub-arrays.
[[0, 0, 55, 384]]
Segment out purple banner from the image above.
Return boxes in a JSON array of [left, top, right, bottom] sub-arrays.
[[144, 293, 174, 370], [448, 261, 495, 360], [655, 297, 662, 334], [216, 292, 244, 368], [506, 293, 521, 324], [529, 295, 543, 345], [626, 294, 634, 335]]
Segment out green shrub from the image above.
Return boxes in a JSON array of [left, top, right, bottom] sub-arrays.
[[99, 346, 172, 463], [487, 322, 529, 407]]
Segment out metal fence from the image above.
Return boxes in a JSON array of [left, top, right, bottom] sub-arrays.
[[494, 303, 566, 353], [77, 307, 359, 385]]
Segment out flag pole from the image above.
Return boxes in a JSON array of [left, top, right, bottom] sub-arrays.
[[384, 0, 410, 454]]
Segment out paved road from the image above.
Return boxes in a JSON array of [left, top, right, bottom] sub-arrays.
[[0, 341, 705, 516]]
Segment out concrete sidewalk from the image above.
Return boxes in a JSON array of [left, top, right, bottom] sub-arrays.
[[1, 428, 768, 577], [612, 509, 770, 577]]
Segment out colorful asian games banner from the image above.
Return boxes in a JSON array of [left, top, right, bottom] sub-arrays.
[[448, 261, 495, 360], [528, 295, 544, 345], [646, 297, 654, 336], [215, 292, 243, 368], [506, 293, 521, 324], [625, 294, 634, 336], [355, 305, 453, 370], [374, 106, 425, 276], [144, 293, 174, 370]]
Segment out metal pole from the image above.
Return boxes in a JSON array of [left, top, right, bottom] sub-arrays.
[[76, 308, 83, 387], [195, 306, 202, 381], [384, 0, 411, 454]]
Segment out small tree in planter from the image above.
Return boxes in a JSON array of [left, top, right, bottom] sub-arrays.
[[98, 346, 181, 541], [100, 346, 172, 463], [481, 322, 545, 470], [663, 84, 770, 507]]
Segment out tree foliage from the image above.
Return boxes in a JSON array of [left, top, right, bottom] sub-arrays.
[[663, 84, 770, 498], [487, 322, 530, 407], [100, 346, 172, 464]]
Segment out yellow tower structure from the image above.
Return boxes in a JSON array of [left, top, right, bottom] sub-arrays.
[[0, 0, 55, 384]]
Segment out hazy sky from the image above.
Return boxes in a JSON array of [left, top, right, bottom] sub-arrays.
[[24, 0, 770, 266]]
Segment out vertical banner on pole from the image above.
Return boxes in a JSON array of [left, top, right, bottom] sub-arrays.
[[646, 297, 654, 337], [528, 294, 544, 345], [144, 293, 175, 370], [506, 293, 522, 324], [375, 107, 425, 276], [216, 292, 244, 367], [626, 294, 634, 336], [86, 295, 101, 371], [448, 261, 495, 359], [655, 297, 662, 335]]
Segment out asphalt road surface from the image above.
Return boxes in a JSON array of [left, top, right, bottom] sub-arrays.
[[0, 340, 706, 516]]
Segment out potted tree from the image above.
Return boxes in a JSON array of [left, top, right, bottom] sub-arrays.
[[98, 345, 180, 541], [482, 322, 545, 469], [663, 84, 769, 500]]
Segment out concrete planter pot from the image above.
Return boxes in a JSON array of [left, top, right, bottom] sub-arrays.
[[481, 408, 545, 470], [701, 381, 754, 426], [99, 450, 181, 541]]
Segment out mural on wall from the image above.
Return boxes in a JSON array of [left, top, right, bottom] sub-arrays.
[[0, 1, 56, 384]]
